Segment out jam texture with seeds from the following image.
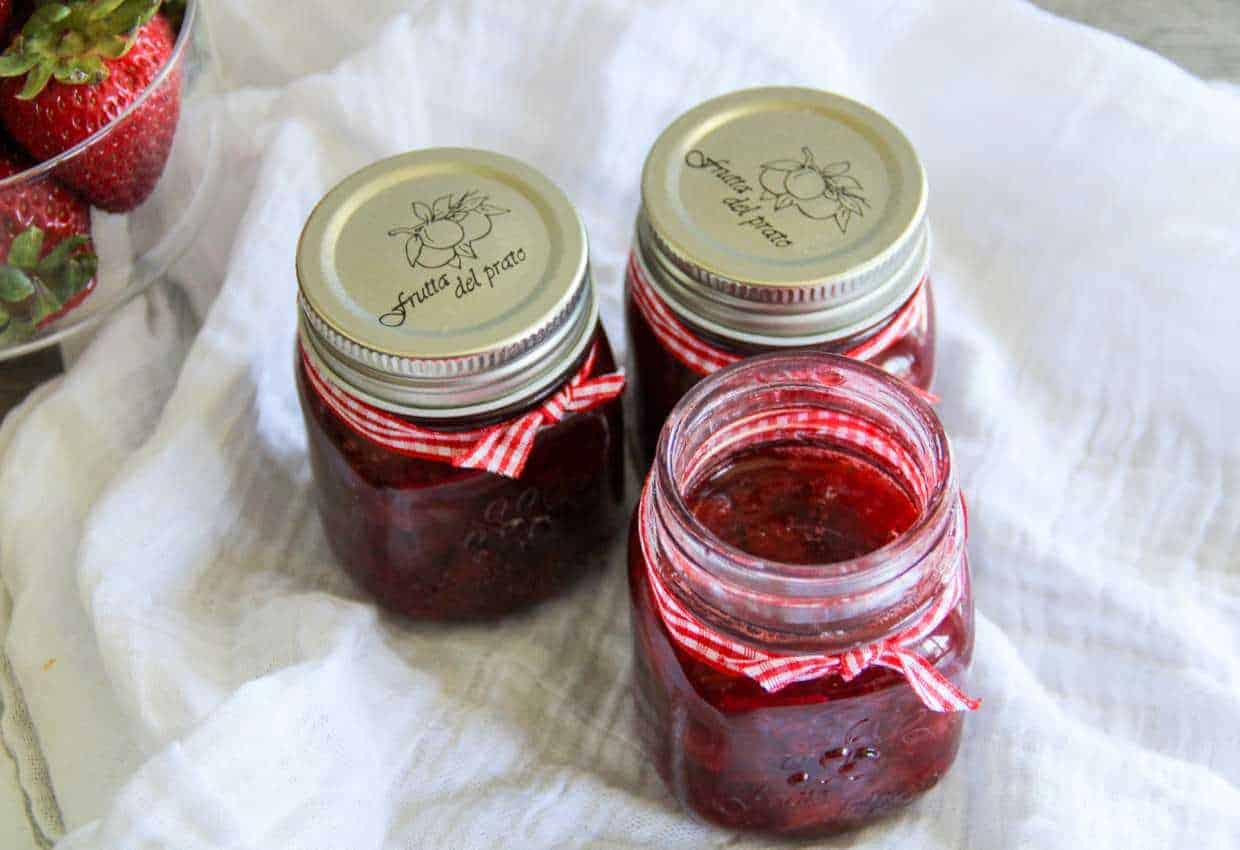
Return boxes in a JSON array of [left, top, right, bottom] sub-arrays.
[[630, 443, 972, 836], [625, 268, 936, 466], [298, 328, 624, 620], [686, 445, 921, 564]]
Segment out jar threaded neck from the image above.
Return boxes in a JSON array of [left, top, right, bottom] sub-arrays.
[[644, 351, 963, 654]]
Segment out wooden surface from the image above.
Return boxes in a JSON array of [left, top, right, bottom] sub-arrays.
[[1033, 0, 1240, 81]]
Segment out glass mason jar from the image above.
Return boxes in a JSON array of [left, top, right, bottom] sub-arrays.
[[295, 149, 625, 620], [627, 87, 935, 466], [629, 352, 976, 836]]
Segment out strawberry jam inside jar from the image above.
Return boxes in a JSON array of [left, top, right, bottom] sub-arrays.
[[629, 352, 976, 836], [295, 149, 625, 620], [627, 87, 936, 466]]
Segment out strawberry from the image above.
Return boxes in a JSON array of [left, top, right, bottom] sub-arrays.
[[0, 1, 181, 212], [0, 145, 97, 342]]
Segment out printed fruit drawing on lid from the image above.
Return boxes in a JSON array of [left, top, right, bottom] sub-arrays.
[[759, 146, 868, 234], [387, 190, 510, 270], [297, 147, 602, 415]]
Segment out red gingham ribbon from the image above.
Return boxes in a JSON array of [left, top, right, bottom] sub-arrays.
[[300, 341, 625, 479], [627, 252, 937, 402], [639, 408, 979, 713]]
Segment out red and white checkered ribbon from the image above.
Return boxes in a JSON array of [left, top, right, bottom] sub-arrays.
[[627, 252, 937, 402], [300, 341, 625, 479], [639, 407, 979, 713]]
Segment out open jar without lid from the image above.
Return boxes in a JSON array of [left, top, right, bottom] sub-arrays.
[[295, 148, 625, 620], [627, 87, 936, 465], [628, 352, 975, 836]]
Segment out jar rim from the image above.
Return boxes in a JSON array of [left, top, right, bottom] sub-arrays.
[[647, 352, 962, 647]]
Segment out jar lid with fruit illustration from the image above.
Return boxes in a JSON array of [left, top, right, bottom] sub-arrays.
[[639, 87, 929, 344], [297, 148, 597, 418]]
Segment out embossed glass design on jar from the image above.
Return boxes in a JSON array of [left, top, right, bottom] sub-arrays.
[[296, 149, 625, 620], [629, 352, 975, 836], [627, 87, 936, 466]]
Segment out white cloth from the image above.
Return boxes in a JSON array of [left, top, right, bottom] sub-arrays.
[[1, 1, 1238, 847]]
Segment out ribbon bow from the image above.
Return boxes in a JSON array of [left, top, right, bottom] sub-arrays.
[[638, 466, 979, 714], [301, 341, 625, 479]]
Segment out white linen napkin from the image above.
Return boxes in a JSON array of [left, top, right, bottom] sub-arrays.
[[1, 1, 1237, 847]]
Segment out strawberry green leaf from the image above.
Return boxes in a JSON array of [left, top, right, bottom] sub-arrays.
[[822, 161, 850, 176], [34, 235, 91, 277], [32, 5, 72, 29], [28, 281, 62, 325], [479, 204, 508, 216], [90, 0, 130, 22], [98, 34, 132, 59], [0, 54, 39, 77], [77, 55, 107, 82], [775, 195, 794, 211], [101, 0, 160, 36], [8, 227, 46, 270], [412, 202, 431, 223], [456, 242, 477, 259], [432, 194, 451, 218], [0, 316, 35, 346], [49, 254, 98, 301], [0, 266, 36, 302], [19, 65, 54, 99]]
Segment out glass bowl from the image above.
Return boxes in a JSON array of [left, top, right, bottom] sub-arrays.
[[0, 0, 221, 361]]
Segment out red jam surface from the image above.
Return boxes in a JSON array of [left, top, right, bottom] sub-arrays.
[[298, 329, 624, 620], [687, 445, 920, 564], [630, 442, 971, 835], [625, 270, 936, 466]]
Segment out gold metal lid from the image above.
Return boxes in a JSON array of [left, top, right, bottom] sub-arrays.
[[639, 87, 929, 344], [296, 148, 597, 418]]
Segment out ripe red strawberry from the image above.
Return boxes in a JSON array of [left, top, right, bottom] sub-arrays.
[[0, 145, 97, 342], [0, 1, 181, 212]]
